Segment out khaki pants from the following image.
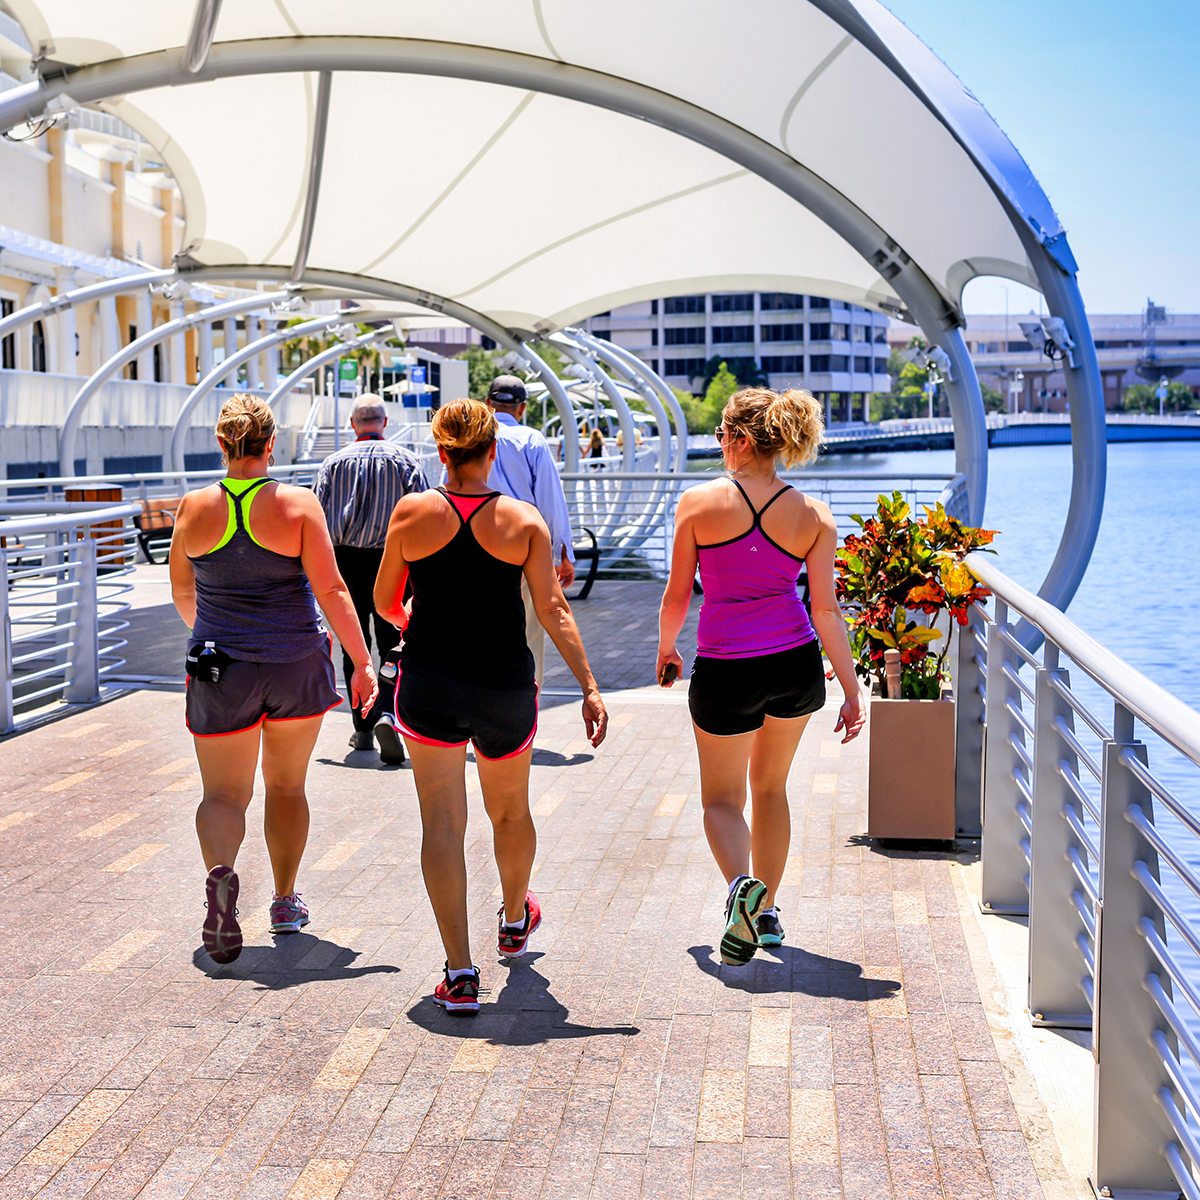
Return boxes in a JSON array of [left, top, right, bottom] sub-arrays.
[[521, 576, 545, 689]]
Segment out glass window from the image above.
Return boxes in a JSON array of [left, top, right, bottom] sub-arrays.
[[852, 325, 869, 342], [650, 299, 658, 316], [759, 293, 805, 311], [711, 325, 754, 343], [809, 323, 830, 341], [810, 355, 848, 372], [1, 298, 14, 370], [664, 295, 705, 314], [761, 324, 803, 342], [31, 320, 47, 373], [807, 296, 831, 309], [711, 293, 753, 312], [874, 358, 888, 374], [663, 357, 705, 377], [761, 355, 803, 373], [854, 356, 871, 373], [830, 324, 849, 341], [664, 327, 704, 345], [874, 328, 887, 343]]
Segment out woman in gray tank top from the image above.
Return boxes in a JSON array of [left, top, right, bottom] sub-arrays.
[[171, 395, 378, 965]]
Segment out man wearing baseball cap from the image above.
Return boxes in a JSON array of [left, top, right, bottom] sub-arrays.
[[485, 374, 575, 685]]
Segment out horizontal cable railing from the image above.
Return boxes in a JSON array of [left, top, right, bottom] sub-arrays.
[[1, 503, 142, 733], [960, 552, 1200, 1199]]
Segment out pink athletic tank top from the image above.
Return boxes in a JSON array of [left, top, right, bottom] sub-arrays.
[[694, 479, 816, 659]]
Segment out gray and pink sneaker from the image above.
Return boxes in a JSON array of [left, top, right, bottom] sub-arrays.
[[270, 892, 309, 934], [203, 865, 242, 964]]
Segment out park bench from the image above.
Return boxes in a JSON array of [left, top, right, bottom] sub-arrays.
[[134, 497, 181, 565], [568, 526, 600, 601]]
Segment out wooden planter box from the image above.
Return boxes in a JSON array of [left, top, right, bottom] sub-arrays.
[[867, 695, 956, 841]]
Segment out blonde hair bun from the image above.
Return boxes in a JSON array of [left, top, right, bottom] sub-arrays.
[[216, 393, 275, 461], [722, 387, 823, 467]]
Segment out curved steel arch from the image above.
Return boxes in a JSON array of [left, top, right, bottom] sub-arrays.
[[58, 291, 287, 476], [0, 35, 1104, 612], [548, 337, 638, 474], [0, 270, 175, 344], [265, 330, 394, 412]]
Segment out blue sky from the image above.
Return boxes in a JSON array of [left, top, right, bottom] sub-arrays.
[[881, 1, 1200, 317]]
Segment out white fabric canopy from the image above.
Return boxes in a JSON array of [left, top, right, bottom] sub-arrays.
[[0, 0, 1065, 336]]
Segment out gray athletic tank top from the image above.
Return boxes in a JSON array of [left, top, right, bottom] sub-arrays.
[[188, 476, 327, 664]]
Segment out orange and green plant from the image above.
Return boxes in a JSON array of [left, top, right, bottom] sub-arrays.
[[835, 492, 996, 699]]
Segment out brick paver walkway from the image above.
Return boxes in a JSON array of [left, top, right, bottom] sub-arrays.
[[0, 581, 1047, 1198]]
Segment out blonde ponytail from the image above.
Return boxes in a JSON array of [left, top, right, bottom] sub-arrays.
[[722, 387, 824, 467]]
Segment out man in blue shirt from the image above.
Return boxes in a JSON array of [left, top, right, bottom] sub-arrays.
[[485, 375, 575, 685]]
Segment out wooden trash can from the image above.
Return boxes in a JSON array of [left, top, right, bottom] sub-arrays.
[[66, 486, 125, 568]]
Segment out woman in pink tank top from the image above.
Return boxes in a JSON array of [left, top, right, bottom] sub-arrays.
[[657, 388, 865, 966]]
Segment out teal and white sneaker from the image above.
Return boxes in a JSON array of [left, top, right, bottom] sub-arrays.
[[756, 908, 785, 947], [721, 876, 767, 965], [270, 892, 310, 933]]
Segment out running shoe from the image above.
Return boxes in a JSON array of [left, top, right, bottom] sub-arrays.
[[756, 908, 785, 947], [270, 892, 310, 934], [497, 891, 542, 958], [374, 715, 407, 766], [720, 876, 767, 966], [203, 865, 242, 964], [348, 729, 374, 752], [433, 964, 480, 1015]]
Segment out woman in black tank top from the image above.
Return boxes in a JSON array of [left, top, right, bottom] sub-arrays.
[[373, 399, 607, 1013]]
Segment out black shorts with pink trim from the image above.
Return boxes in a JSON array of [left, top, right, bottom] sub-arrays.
[[185, 642, 341, 737], [394, 660, 537, 760]]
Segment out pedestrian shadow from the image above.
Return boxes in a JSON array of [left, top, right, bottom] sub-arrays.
[[406, 954, 639, 1044], [530, 748, 593, 767], [192, 932, 401, 989], [316, 752, 409, 771], [687, 943, 900, 999]]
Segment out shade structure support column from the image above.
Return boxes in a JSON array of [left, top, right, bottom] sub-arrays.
[[170, 312, 351, 473], [58, 292, 287, 476], [548, 336, 637, 473], [564, 327, 683, 474]]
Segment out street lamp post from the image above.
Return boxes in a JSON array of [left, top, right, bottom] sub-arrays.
[[1007, 368, 1024, 414], [1157, 375, 1168, 417]]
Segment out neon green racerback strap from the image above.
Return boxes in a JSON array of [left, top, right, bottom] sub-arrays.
[[211, 476, 271, 552]]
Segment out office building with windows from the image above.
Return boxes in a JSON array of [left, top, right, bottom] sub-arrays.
[[581, 292, 892, 419]]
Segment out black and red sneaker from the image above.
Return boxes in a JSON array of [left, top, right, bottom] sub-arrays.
[[433, 964, 480, 1015], [202, 865, 242, 964], [497, 891, 542, 958]]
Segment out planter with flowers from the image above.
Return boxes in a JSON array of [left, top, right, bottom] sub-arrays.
[[835, 492, 996, 841]]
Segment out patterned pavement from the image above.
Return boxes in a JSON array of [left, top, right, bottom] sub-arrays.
[[0, 579, 1052, 1198]]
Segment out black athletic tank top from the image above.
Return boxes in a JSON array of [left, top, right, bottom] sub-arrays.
[[188, 476, 326, 664], [401, 488, 535, 689]]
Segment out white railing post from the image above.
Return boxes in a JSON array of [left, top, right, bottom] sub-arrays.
[[1027, 647, 1094, 1028], [1092, 711, 1179, 1197], [953, 609, 986, 838], [64, 536, 100, 704], [980, 601, 1031, 914], [0, 546, 13, 734]]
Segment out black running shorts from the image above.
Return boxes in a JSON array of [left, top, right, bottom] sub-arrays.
[[394, 660, 538, 760], [185, 642, 341, 737], [688, 639, 826, 737]]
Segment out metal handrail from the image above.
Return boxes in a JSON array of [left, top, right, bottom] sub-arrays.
[[961, 554, 1200, 1197], [966, 552, 1200, 766]]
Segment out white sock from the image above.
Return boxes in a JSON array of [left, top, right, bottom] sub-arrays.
[[448, 965, 476, 981], [503, 910, 527, 931], [728, 874, 749, 897], [761, 906, 778, 919]]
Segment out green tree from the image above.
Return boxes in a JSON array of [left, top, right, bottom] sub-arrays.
[[980, 382, 1006, 413], [1123, 381, 1197, 412], [457, 344, 502, 400], [698, 354, 766, 394], [704, 361, 739, 409]]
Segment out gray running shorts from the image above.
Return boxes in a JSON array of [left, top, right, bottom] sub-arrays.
[[185, 641, 341, 737]]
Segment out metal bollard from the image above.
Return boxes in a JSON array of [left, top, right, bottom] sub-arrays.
[[980, 603, 1032, 914], [0, 545, 12, 734], [1091, 708, 1178, 1197], [1027, 651, 1094, 1028], [953, 610, 986, 839], [64, 536, 100, 704]]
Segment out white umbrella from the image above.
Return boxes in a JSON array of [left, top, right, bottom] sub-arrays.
[[382, 380, 438, 396]]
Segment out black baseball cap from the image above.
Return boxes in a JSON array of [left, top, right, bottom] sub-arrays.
[[487, 375, 526, 404]]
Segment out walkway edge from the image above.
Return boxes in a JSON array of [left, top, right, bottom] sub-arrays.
[[950, 859, 1094, 1200]]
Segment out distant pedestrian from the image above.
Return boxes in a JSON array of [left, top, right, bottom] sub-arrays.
[[657, 388, 865, 966], [171, 394, 378, 964], [374, 399, 607, 1013], [484, 375, 575, 685], [315, 394, 427, 763], [585, 428, 605, 459]]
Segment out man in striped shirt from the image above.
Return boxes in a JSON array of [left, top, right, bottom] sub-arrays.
[[315, 395, 427, 759]]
